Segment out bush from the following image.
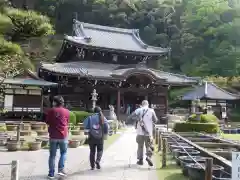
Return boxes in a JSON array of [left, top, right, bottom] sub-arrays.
[[69, 111, 76, 125], [0, 125, 6, 132], [229, 113, 240, 122], [173, 122, 220, 133], [73, 111, 93, 124], [188, 114, 219, 123]]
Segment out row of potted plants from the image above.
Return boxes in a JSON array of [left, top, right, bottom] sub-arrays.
[[162, 133, 226, 180], [3, 135, 87, 151], [4, 121, 48, 131], [0, 121, 84, 133]]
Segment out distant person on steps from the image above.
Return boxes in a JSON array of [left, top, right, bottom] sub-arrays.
[[45, 96, 70, 179], [127, 100, 158, 166], [126, 104, 131, 115], [84, 106, 109, 170]]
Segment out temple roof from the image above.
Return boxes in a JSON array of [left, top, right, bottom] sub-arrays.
[[182, 82, 239, 100], [64, 20, 169, 55], [39, 61, 199, 85]]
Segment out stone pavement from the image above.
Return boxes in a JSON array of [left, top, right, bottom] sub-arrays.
[[0, 127, 158, 180], [0, 145, 89, 180], [64, 127, 158, 180]]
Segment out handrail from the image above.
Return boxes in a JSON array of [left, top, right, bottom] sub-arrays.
[[171, 132, 232, 169]]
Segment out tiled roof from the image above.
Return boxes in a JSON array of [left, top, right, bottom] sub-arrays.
[[64, 20, 169, 55], [182, 82, 239, 100], [3, 78, 58, 87], [39, 62, 89, 76], [40, 61, 199, 85]]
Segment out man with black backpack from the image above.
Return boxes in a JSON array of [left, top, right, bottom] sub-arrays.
[[127, 100, 158, 166], [83, 106, 109, 170]]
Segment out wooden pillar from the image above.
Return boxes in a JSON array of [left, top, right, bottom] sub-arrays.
[[165, 87, 168, 114], [162, 138, 167, 167], [205, 158, 213, 180], [155, 128, 159, 144], [117, 89, 121, 119], [11, 160, 19, 180], [41, 89, 43, 113], [158, 133, 162, 152]]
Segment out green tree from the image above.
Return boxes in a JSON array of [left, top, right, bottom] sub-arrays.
[[4, 7, 54, 41], [0, 1, 54, 77]]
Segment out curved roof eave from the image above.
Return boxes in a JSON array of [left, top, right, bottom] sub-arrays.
[[64, 35, 168, 55]]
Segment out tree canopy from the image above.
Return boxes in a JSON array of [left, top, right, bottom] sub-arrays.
[[30, 0, 240, 77]]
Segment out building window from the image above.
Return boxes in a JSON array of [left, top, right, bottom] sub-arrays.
[[13, 95, 41, 107]]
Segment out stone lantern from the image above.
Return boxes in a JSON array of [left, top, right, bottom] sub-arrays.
[[91, 89, 98, 109]]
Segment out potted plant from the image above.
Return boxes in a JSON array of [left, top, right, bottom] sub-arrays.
[[7, 141, 21, 151], [7, 138, 25, 146], [6, 125, 18, 131], [36, 137, 49, 147], [29, 141, 42, 151], [178, 156, 206, 176], [36, 130, 48, 136], [70, 130, 81, 135], [20, 131, 32, 136], [22, 124, 31, 131], [186, 163, 224, 180], [68, 140, 80, 148], [31, 122, 46, 131], [0, 138, 7, 145], [172, 149, 200, 165], [78, 123, 84, 130]]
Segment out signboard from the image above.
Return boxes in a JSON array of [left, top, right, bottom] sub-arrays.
[[232, 152, 240, 180], [4, 95, 13, 111]]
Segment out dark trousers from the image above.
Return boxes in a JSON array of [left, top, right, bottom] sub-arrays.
[[89, 143, 104, 168]]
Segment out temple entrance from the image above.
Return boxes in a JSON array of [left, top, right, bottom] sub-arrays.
[[122, 74, 153, 113], [124, 92, 145, 105]]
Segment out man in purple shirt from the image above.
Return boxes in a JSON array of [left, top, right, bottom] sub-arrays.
[[46, 96, 70, 179]]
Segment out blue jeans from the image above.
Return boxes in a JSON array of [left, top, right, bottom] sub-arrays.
[[48, 139, 68, 176]]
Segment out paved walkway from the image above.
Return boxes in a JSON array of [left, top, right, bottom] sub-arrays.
[[0, 127, 158, 180]]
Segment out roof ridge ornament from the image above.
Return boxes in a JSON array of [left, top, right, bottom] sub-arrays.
[[74, 21, 92, 42], [132, 29, 148, 49]]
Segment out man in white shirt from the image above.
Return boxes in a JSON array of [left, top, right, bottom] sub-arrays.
[[127, 100, 158, 166]]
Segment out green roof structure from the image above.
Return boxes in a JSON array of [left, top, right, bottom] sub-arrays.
[[2, 78, 58, 87]]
